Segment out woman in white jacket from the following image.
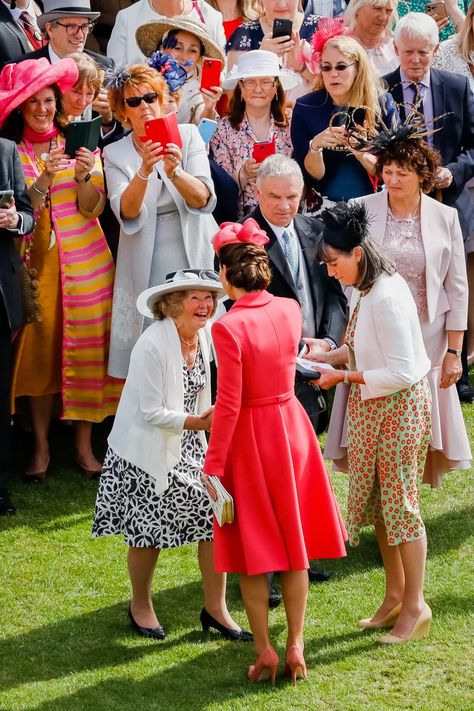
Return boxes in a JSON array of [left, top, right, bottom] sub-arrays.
[[93, 270, 252, 642], [103, 63, 218, 378], [304, 202, 433, 645]]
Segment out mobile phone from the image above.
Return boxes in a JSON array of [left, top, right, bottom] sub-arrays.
[[197, 118, 218, 144], [252, 140, 276, 163], [64, 116, 102, 156], [0, 189, 14, 208], [142, 113, 183, 154], [345, 107, 366, 130], [425, 1, 447, 21], [272, 18, 293, 39], [200, 57, 222, 92]]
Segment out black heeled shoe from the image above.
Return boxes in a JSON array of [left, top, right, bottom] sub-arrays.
[[128, 605, 166, 640], [200, 607, 253, 642]]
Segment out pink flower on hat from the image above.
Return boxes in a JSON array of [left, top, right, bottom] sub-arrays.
[[212, 218, 270, 252]]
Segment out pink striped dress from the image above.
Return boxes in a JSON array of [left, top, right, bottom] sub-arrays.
[[11, 138, 122, 422]]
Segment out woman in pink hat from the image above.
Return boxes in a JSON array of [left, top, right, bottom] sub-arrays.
[[0, 57, 122, 482], [202, 219, 347, 685]]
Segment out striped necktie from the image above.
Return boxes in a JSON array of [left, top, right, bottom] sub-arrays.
[[19, 11, 43, 50]]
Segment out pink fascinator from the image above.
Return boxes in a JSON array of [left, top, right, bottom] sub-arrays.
[[212, 218, 270, 253], [308, 18, 349, 74]]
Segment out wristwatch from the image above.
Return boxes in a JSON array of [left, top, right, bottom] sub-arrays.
[[447, 348, 462, 357], [169, 164, 183, 181], [74, 172, 91, 184], [308, 139, 323, 155]]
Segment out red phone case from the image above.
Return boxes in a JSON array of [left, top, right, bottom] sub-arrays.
[[200, 57, 222, 92], [141, 113, 183, 153], [252, 139, 276, 163]]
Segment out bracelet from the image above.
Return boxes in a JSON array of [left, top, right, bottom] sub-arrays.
[[136, 167, 150, 181], [343, 370, 350, 385], [32, 181, 48, 195], [308, 138, 323, 155], [74, 173, 91, 184]]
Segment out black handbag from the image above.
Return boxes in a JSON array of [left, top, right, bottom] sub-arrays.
[[294, 372, 328, 435]]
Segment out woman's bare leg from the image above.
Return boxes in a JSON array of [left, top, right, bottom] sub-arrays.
[[280, 569, 308, 651], [25, 394, 54, 474], [369, 522, 405, 622], [389, 535, 427, 637], [239, 572, 271, 654], [75, 420, 102, 471], [127, 546, 161, 628], [198, 540, 240, 629]]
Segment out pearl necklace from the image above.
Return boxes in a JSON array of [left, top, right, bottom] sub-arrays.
[[179, 334, 198, 347]]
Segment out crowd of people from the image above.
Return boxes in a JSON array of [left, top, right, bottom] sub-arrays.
[[0, 0, 472, 686]]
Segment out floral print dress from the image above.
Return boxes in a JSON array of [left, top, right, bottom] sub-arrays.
[[345, 296, 432, 547]]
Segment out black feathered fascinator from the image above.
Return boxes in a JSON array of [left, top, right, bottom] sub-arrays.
[[320, 202, 372, 250]]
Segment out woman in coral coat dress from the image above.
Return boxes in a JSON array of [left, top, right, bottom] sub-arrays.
[[202, 219, 347, 686]]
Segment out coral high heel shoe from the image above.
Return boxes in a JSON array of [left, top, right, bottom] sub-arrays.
[[248, 647, 279, 685], [358, 602, 402, 629], [283, 645, 308, 685], [379, 604, 432, 644]]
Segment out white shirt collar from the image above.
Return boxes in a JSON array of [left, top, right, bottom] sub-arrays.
[[261, 215, 295, 241], [48, 43, 62, 63]]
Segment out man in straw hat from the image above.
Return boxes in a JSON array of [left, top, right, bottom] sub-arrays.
[[107, 0, 225, 66]]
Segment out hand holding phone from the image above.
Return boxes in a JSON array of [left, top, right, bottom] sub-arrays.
[[197, 118, 218, 144], [200, 57, 223, 93], [425, 1, 448, 21], [272, 18, 293, 39], [0, 189, 14, 209], [252, 139, 276, 163]]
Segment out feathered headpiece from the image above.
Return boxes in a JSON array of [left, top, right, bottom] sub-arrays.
[[307, 18, 348, 74], [320, 202, 372, 250], [212, 218, 270, 253], [147, 51, 188, 93], [103, 66, 131, 91]]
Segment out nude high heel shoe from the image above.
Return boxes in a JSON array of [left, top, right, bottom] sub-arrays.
[[379, 604, 432, 644], [358, 602, 402, 629], [248, 647, 279, 685], [283, 645, 308, 685]]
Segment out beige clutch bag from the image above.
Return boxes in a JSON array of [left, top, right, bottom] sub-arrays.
[[207, 476, 234, 526]]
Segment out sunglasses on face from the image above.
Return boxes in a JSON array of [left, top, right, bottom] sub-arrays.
[[123, 92, 159, 107], [319, 62, 357, 73]]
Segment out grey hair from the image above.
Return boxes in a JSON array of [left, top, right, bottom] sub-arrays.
[[394, 12, 439, 47], [345, 0, 398, 30], [256, 154, 304, 187]]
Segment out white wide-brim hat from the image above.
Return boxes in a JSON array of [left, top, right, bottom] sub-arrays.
[[137, 269, 226, 318], [222, 49, 301, 91], [38, 0, 100, 30]]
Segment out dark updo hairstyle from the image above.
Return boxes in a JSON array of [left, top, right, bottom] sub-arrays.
[[376, 138, 441, 193], [218, 243, 271, 291]]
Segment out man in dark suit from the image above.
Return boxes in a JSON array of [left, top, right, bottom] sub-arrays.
[[384, 11, 474, 403], [244, 155, 347, 593], [0, 139, 35, 515], [0, 0, 43, 67]]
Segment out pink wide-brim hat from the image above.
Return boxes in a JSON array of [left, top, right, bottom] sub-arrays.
[[0, 58, 79, 128], [212, 218, 270, 253]]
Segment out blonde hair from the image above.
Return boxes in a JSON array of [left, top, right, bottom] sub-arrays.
[[206, 0, 259, 21], [69, 52, 102, 98], [457, 1, 474, 64], [107, 64, 169, 126], [344, 0, 398, 30], [314, 35, 383, 131]]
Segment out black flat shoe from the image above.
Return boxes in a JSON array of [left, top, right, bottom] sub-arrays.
[[269, 585, 282, 609], [128, 605, 166, 640], [457, 383, 474, 403], [308, 567, 330, 583], [0, 489, 16, 515], [200, 607, 253, 642]]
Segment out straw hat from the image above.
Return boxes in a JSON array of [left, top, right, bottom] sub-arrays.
[[136, 269, 225, 318], [38, 0, 100, 30], [135, 16, 225, 64], [222, 50, 301, 91], [0, 58, 79, 128]]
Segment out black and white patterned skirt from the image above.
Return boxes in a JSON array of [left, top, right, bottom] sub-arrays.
[[92, 351, 214, 549]]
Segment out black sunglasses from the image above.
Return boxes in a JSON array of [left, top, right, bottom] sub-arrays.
[[124, 92, 159, 108]]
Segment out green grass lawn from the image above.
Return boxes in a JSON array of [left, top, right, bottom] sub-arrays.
[[1, 403, 473, 711]]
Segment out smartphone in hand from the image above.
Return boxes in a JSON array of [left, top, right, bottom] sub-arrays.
[[272, 18, 293, 38], [0, 189, 14, 208], [252, 140, 276, 163], [197, 118, 218, 144], [200, 57, 222, 92], [425, 1, 447, 21]]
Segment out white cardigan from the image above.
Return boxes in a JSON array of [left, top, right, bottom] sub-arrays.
[[351, 273, 431, 400], [107, 0, 226, 66], [103, 124, 217, 378], [108, 317, 211, 493]]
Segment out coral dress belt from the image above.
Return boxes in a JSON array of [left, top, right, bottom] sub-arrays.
[[241, 390, 293, 408]]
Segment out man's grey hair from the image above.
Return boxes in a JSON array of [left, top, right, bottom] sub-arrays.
[[394, 12, 439, 47], [256, 154, 304, 187]]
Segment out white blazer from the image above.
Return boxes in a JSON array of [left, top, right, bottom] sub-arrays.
[[351, 273, 431, 400], [107, 0, 226, 66], [108, 317, 211, 493], [103, 124, 217, 378], [353, 190, 468, 330]]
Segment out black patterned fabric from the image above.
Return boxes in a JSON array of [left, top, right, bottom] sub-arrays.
[[92, 348, 213, 548]]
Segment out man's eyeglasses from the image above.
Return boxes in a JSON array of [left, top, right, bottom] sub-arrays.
[[54, 20, 96, 36], [319, 62, 357, 73], [239, 79, 277, 90], [124, 92, 159, 108]]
